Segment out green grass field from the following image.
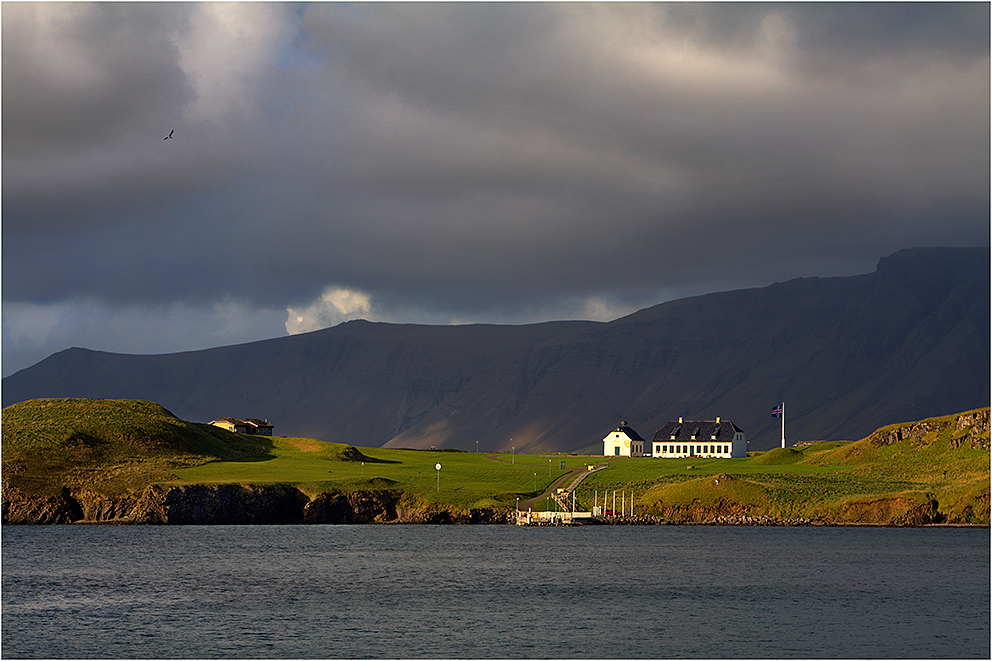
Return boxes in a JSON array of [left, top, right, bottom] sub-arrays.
[[3, 398, 988, 522], [174, 438, 583, 510]]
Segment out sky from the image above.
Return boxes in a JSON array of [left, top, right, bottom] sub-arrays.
[[3, 2, 989, 377]]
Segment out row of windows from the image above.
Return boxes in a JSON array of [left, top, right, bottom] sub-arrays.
[[654, 444, 731, 455]]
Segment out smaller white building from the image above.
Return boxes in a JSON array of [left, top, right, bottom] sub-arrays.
[[603, 421, 645, 457]]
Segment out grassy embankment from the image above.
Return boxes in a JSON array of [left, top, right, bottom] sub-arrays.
[[2, 398, 988, 522], [579, 418, 989, 523]]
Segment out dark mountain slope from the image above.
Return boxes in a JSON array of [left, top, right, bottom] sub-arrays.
[[4, 247, 987, 451]]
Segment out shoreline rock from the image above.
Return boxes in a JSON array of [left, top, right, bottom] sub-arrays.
[[1, 481, 517, 525], [1, 481, 986, 527]]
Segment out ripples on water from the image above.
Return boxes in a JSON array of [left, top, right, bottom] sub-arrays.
[[2, 525, 989, 659]]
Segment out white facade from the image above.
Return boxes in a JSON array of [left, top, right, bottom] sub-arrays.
[[603, 423, 644, 457], [649, 417, 747, 458], [651, 433, 745, 458]]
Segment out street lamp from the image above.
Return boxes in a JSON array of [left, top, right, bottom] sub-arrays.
[[435, 462, 441, 492], [511, 443, 514, 464]]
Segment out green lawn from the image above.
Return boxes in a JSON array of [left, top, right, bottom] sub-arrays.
[[172, 439, 581, 509]]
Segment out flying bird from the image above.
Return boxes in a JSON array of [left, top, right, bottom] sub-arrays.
[[163, 130, 174, 140]]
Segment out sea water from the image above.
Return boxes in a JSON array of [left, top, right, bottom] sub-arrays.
[[2, 525, 988, 659]]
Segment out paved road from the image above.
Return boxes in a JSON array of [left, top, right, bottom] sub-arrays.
[[485, 456, 614, 510]]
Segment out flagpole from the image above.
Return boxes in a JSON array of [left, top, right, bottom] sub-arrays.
[[781, 401, 786, 448]]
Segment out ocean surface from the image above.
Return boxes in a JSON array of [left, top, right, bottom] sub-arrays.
[[2, 525, 988, 659]]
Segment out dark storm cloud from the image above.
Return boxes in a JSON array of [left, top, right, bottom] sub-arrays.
[[3, 2, 989, 375], [2, 3, 192, 155]]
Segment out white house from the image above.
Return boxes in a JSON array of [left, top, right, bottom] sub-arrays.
[[650, 416, 746, 458], [603, 421, 645, 457]]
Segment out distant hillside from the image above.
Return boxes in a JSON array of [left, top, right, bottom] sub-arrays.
[[3, 247, 988, 452]]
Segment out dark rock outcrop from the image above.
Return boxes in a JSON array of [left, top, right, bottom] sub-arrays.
[[2, 484, 83, 524], [130, 483, 310, 524], [78, 490, 136, 521], [303, 490, 400, 523], [466, 507, 510, 524], [1, 480, 511, 525], [868, 408, 990, 450]]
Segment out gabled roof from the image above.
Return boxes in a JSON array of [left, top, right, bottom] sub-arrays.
[[243, 418, 273, 428], [210, 417, 245, 425], [652, 419, 744, 442], [606, 421, 644, 441]]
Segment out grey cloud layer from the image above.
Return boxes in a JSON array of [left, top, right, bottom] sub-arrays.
[[3, 3, 988, 324]]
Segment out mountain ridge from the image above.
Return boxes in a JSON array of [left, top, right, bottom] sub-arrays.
[[4, 247, 988, 452]]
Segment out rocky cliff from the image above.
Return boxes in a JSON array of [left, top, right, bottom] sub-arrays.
[[867, 407, 990, 450], [1, 482, 512, 525]]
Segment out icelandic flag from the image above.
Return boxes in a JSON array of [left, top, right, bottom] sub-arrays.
[[771, 404, 783, 418]]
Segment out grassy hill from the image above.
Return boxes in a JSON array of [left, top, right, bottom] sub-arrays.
[[1, 398, 269, 497], [2, 398, 988, 524]]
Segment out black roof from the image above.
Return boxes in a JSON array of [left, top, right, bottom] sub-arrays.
[[651, 419, 744, 442], [608, 421, 644, 442]]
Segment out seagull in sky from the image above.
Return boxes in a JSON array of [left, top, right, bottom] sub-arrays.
[[163, 129, 174, 140]]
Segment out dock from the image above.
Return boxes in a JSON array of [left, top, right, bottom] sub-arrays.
[[514, 510, 596, 526], [515, 462, 607, 525]]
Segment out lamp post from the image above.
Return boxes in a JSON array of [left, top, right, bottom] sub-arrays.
[[511, 443, 514, 464], [548, 458, 551, 476], [435, 462, 441, 492], [533, 473, 536, 491]]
